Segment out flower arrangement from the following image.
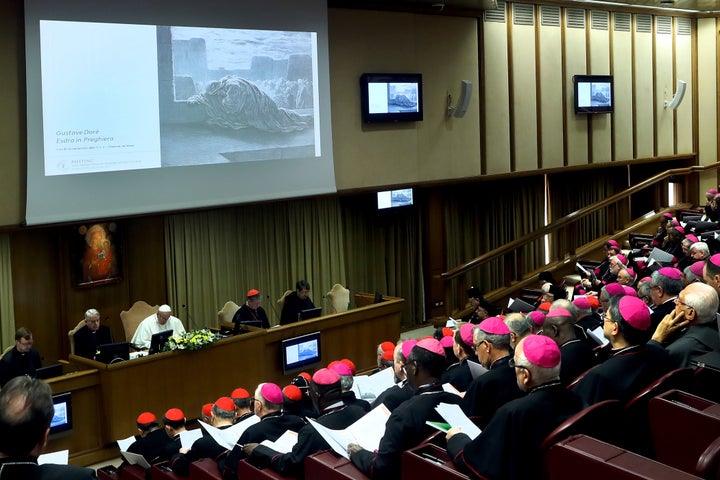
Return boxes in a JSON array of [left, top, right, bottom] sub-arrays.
[[163, 328, 220, 352]]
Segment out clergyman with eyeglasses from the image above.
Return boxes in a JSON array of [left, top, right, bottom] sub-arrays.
[[0, 327, 42, 387]]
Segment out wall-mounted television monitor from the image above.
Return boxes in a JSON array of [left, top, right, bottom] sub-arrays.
[[149, 330, 174, 355], [282, 331, 321, 374], [377, 188, 413, 210], [573, 75, 613, 114], [49, 392, 73, 438], [360, 73, 423, 123], [96, 342, 130, 364]]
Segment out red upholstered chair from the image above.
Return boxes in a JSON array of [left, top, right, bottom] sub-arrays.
[[118, 464, 146, 480], [235, 458, 296, 480], [621, 367, 695, 457], [304, 451, 370, 480], [149, 462, 182, 480], [695, 435, 720, 480], [545, 434, 703, 480], [401, 443, 470, 480], [649, 389, 720, 475], [96, 465, 119, 480], [540, 399, 622, 452], [188, 458, 223, 480]]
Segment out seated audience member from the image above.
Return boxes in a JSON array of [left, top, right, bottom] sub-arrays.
[[127, 412, 173, 465], [74, 308, 114, 359], [0, 327, 42, 387], [572, 297, 602, 340], [663, 226, 685, 259], [572, 295, 675, 406], [542, 308, 596, 385], [649, 267, 683, 330], [650, 282, 720, 367], [376, 341, 395, 371], [504, 313, 533, 350], [690, 241, 711, 262], [172, 397, 236, 476], [440, 324, 479, 392], [286, 373, 318, 419], [231, 388, 254, 423], [221, 383, 306, 478], [527, 311, 545, 334], [675, 237, 695, 271], [462, 286, 496, 324], [329, 361, 371, 412], [159, 408, 187, 462], [245, 368, 367, 478], [280, 280, 315, 325], [131, 304, 186, 350], [703, 254, 720, 298], [461, 318, 524, 426], [683, 261, 706, 287], [282, 385, 305, 416], [0, 376, 97, 479], [200, 403, 213, 425], [446, 335, 583, 480], [617, 267, 637, 287], [348, 339, 463, 479], [231, 289, 270, 330], [371, 340, 415, 412], [637, 277, 653, 306]]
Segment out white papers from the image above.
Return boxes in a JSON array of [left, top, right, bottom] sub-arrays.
[[351, 367, 396, 402], [260, 430, 298, 454], [587, 326, 609, 346], [199, 415, 260, 450], [442, 383, 463, 396], [435, 403, 481, 440], [308, 404, 391, 459], [649, 247, 674, 264], [120, 451, 151, 469], [117, 435, 136, 452], [467, 360, 488, 380], [38, 449, 68, 465], [180, 428, 204, 449], [576, 262, 594, 279], [446, 318, 457, 328]]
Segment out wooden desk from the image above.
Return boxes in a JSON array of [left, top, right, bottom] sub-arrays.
[[68, 296, 403, 461]]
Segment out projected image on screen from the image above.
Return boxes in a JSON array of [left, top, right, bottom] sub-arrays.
[[39, 21, 319, 176], [51, 401, 68, 429], [577, 82, 612, 107], [285, 338, 319, 364]]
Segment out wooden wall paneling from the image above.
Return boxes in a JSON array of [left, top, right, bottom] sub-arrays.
[[483, 3, 512, 175], [634, 14, 655, 158], [655, 15, 676, 156], [696, 18, 718, 193], [674, 17, 694, 156], [415, 15, 481, 181], [510, 3, 539, 172], [611, 12, 634, 162], [124, 216, 167, 310], [588, 9, 612, 164], [9, 229, 62, 361], [538, 5, 564, 170], [564, 7, 589, 166]]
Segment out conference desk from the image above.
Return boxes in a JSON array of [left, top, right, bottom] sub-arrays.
[[66, 295, 403, 466]]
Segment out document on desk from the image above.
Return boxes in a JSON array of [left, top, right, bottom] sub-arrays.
[[352, 367, 396, 402], [38, 449, 68, 465], [435, 403, 481, 440], [260, 430, 298, 454], [308, 404, 390, 459], [199, 414, 260, 450], [180, 428, 203, 449], [120, 451, 151, 469]]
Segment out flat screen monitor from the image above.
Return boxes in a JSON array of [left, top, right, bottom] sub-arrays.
[[149, 330, 174, 355], [573, 75, 613, 114], [299, 307, 322, 321], [96, 342, 130, 364], [360, 73, 423, 123], [35, 363, 63, 380], [282, 331, 321, 374], [377, 188, 413, 210], [49, 392, 73, 438]]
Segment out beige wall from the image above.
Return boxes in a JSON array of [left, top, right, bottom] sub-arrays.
[[0, 2, 716, 228]]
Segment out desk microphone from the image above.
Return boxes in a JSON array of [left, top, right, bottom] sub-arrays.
[[266, 295, 280, 322], [181, 304, 194, 326]]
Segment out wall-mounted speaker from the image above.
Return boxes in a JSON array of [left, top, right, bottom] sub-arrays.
[[447, 80, 473, 118], [664, 80, 686, 110]]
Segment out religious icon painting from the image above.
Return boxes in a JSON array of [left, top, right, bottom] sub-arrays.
[[71, 222, 122, 287]]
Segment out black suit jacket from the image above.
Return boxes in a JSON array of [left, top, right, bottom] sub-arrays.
[[73, 325, 114, 359]]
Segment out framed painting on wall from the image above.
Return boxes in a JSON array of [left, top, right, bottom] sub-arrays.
[[71, 222, 122, 287]]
